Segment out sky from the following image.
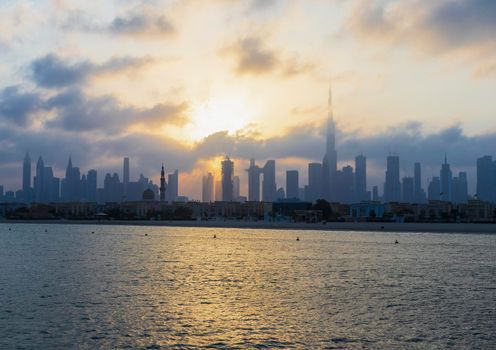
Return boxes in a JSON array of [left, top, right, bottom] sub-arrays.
[[0, 0, 495, 199]]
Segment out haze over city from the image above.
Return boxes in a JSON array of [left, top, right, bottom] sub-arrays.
[[1, 0, 496, 199]]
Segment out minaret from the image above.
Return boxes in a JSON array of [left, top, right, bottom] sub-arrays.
[[160, 163, 166, 201]]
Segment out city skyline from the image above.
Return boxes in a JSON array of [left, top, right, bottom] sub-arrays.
[[0, 1, 495, 201]]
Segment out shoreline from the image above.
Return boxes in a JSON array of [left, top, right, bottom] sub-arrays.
[[2, 219, 496, 234]]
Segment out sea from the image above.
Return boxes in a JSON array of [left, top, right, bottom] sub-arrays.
[[0, 223, 495, 349]]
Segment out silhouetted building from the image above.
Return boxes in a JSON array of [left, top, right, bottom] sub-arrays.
[[336, 165, 354, 204], [354, 155, 367, 202], [428, 177, 441, 201], [160, 164, 166, 201], [402, 177, 414, 203], [262, 160, 276, 202], [167, 170, 179, 202], [202, 172, 214, 203], [246, 158, 261, 201], [440, 154, 452, 202], [123, 157, 129, 200], [61, 156, 81, 202], [384, 155, 401, 202], [372, 185, 380, 202], [85, 169, 97, 202], [476, 155, 495, 202], [103, 173, 122, 202], [221, 157, 234, 202], [215, 180, 222, 201], [413, 162, 426, 203], [142, 188, 155, 201], [306, 163, 322, 202], [233, 176, 240, 201], [322, 85, 337, 202], [452, 172, 468, 204], [286, 170, 299, 200]]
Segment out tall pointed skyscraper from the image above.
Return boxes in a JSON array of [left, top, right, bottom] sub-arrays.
[[160, 164, 166, 201], [322, 83, 338, 202]]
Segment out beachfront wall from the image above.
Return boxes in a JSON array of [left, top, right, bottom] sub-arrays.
[[350, 202, 385, 219]]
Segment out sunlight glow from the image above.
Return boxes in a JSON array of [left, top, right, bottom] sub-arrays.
[[188, 93, 254, 140]]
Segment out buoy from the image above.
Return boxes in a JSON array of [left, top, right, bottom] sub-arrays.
[[296, 237, 300, 241], [45, 229, 47, 232], [395, 239, 399, 244], [145, 233, 148, 236], [91, 231, 94, 234], [8, 228, 11, 231], [213, 234, 216, 239]]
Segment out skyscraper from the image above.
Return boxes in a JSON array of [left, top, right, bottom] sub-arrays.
[[233, 176, 240, 201], [413, 162, 426, 203], [354, 154, 367, 202], [202, 172, 214, 203], [262, 160, 276, 202], [306, 162, 322, 202], [476, 155, 495, 202], [167, 170, 179, 202], [123, 157, 129, 200], [440, 154, 452, 202], [34, 156, 44, 202], [22, 152, 31, 203], [86, 169, 97, 202], [286, 170, 299, 200], [160, 164, 166, 201], [246, 158, 261, 202], [428, 177, 441, 201], [452, 172, 468, 204], [322, 84, 337, 202], [402, 177, 414, 203], [336, 165, 354, 204], [221, 157, 234, 202], [384, 155, 401, 202], [61, 156, 81, 202]]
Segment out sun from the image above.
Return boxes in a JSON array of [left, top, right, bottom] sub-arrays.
[[188, 93, 254, 140]]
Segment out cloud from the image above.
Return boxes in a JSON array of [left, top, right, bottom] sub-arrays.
[[0, 86, 43, 126], [347, 0, 496, 77], [225, 36, 317, 77], [45, 89, 189, 133], [109, 12, 174, 38], [31, 54, 155, 88]]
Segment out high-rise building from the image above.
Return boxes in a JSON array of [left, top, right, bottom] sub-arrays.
[[215, 180, 222, 201], [262, 160, 276, 202], [103, 173, 123, 202], [335, 165, 354, 204], [34, 156, 44, 203], [354, 155, 367, 202], [384, 155, 401, 202], [306, 163, 322, 202], [428, 177, 441, 201], [221, 157, 234, 202], [286, 170, 299, 200], [123, 157, 129, 200], [452, 172, 468, 204], [322, 85, 337, 202], [402, 177, 414, 203], [413, 162, 426, 203], [440, 154, 452, 202], [22, 152, 31, 203], [233, 176, 240, 201], [160, 164, 166, 201], [372, 185, 380, 202], [246, 159, 261, 201], [202, 172, 214, 203], [86, 169, 97, 202], [476, 155, 495, 202], [167, 170, 179, 202], [61, 156, 81, 202]]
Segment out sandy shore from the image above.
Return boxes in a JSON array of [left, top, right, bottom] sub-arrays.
[[2, 219, 496, 234]]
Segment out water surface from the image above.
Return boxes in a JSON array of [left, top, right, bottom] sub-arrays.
[[0, 223, 495, 349]]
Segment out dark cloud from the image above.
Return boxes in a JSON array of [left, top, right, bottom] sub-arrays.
[[231, 37, 279, 75], [45, 89, 188, 133], [0, 86, 43, 126], [226, 36, 317, 77], [347, 0, 496, 76], [109, 12, 174, 37], [31, 54, 154, 88]]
